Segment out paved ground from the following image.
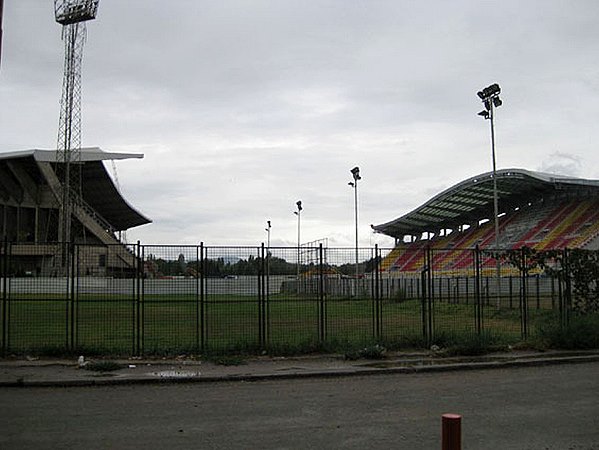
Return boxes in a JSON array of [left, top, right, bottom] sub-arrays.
[[2, 350, 599, 387], [1, 358, 598, 449]]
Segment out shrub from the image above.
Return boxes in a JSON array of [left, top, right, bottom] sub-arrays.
[[536, 314, 599, 350]]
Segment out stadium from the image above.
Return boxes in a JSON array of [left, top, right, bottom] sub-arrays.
[[373, 168, 599, 275], [0, 147, 151, 276], [1, 158, 598, 355]]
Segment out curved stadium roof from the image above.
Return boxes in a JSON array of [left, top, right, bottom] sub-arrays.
[[372, 168, 599, 239], [0, 147, 151, 231]]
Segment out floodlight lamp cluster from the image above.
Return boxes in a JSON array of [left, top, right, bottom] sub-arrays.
[[477, 83, 502, 118], [350, 166, 361, 181], [54, 0, 100, 25], [295, 201, 302, 213]]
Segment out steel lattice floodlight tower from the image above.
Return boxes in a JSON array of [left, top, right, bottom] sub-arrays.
[[54, 0, 99, 253]]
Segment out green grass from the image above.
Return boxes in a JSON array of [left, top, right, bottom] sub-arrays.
[[534, 313, 599, 349], [0, 293, 575, 356]]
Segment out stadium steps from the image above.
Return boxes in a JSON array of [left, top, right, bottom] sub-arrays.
[[452, 214, 516, 270], [512, 201, 575, 248], [547, 200, 596, 248], [393, 241, 427, 272], [569, 201, 599, 248], [501, 204, 547, 248], [430, 226, 485, 270], [535, 201, 591, 250], [447, 222, 497, 270], [380, 246, 403, 271], [36, 161, 136, 267]]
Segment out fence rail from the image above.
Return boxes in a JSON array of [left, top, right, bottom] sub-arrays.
[[0, 242, 586, 356]]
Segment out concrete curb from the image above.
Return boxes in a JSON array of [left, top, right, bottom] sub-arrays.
[[2, 353, 599, 388]]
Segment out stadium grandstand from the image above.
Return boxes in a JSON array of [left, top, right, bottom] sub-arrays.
[[0, 147, 151, 276], [373, 168, 599, 274]]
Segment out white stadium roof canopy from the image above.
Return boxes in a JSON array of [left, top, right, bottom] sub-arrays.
[[372, 168, 599, 239]]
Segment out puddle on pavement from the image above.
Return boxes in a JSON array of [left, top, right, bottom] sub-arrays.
[[150, 370, 201, 378], [360, 356, 509, 369]]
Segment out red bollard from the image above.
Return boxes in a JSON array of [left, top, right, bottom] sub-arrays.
[[442, 413, 462, 450]]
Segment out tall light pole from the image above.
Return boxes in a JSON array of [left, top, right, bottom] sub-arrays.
[[477, 83, 503, 306], [349, 167, 361, 278], [293, 201, 302, 284], [265, 220, 271, 300], [265, 220, 271, 253]]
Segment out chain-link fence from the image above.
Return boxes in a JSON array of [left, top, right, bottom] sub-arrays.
[[0, 241, 586, 355]]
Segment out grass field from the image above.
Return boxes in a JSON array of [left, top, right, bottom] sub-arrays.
[[0, 292, 557, 356]]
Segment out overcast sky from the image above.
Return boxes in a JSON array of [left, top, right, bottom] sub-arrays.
[[2, 1, 599, 247]]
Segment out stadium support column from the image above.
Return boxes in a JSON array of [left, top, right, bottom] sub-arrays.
[[477, 83, 503, 307]]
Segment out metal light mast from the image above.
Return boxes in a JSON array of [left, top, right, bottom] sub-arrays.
[[54, 0, 99, 248], [348, 166, 361, 279], [477, 83, 503, 308]]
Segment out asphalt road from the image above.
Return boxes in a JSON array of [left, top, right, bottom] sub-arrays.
[[1, 362, 598, 449]]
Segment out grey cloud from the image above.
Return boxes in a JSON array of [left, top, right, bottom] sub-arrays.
[[2, 1, 599, 247]]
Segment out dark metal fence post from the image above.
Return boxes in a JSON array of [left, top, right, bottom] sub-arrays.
[[135, 241, 141, 355], [319, 244, 325, 342], [558, 270, 563, 323], [421, 266, 428, 344], [139, 242, 145, 355], [425, 246, 433, 345], [259, 244, 266, 348], [563, 248, 571, 326], [509, 275, 513, 309], [67, 242, 75, 352], [195, 244, 200, 352], [535, 273, 541, 309], [1, 237, 7, 355], [200, 242, 206, 351], [70, 243, 77, 351], [265, 244, 270, 345], [520, 248, 528, 339], [551, 276, 556, 310], [375, 244, 381, 340], [475, 245, 482, 335]]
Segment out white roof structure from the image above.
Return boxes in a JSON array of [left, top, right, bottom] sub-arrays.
[[373, 168, 599, 239], [0, 146, 143, 163], [0, 147, 150, 231]]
